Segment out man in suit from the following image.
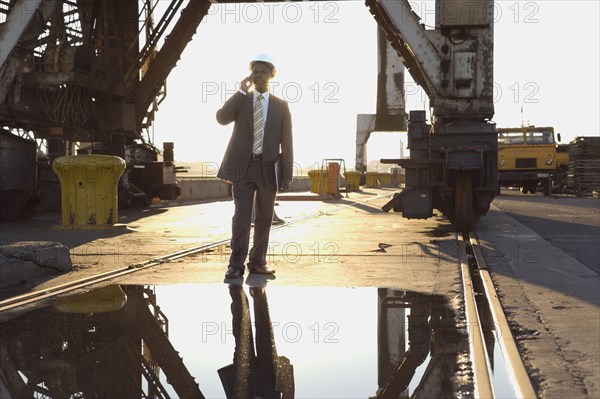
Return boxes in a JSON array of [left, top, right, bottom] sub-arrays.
[[216, 54, 294, 279]]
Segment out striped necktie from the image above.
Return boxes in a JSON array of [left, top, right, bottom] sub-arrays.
[[253, 93, 264, 155]]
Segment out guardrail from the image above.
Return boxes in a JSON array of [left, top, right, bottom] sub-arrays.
[[177, 176, 311, 202]]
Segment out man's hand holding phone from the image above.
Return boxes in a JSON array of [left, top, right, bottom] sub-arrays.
[[240, 75, 253, 93]]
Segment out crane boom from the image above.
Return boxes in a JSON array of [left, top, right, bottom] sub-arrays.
[[367, 0, 495, 120]]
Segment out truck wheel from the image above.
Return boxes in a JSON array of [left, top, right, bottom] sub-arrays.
[[532, 182, 540, 194], [542, 181, 551, 196]]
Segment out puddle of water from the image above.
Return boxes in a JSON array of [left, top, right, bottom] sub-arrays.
[[491, 331, 519, 398], [0, 283, 465, 398]]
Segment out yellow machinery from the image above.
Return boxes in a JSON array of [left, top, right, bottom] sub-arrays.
[[498, 126, 557, 195]]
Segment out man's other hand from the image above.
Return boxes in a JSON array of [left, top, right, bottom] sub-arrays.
[[278, 180, 290, 193]]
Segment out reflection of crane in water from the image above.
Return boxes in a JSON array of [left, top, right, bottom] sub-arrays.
[[374, 289, 460, 399], [0, 285, 204, 398]]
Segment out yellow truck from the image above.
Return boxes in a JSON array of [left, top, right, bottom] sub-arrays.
[[497, 126, 557, 195]]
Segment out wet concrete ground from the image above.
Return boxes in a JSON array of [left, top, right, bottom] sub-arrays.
[[0, 188, 598, 398]]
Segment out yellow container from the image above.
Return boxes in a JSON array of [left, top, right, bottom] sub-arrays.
[[308, 170, 318, 193], [378, 172, 392, 185], [344, 171, 361, 191], [390, 167, 401, 186], [377, 173, 392, 186], [318, 170, 328, 193], [52, 155, 126, 227], [365, 172, 379, 188], [308, 169, 327, 193]]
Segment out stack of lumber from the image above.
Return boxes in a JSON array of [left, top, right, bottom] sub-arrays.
[[567, 136, 600, 194]]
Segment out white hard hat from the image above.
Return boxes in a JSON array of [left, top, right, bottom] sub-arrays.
[[250, 53, 276, 77]]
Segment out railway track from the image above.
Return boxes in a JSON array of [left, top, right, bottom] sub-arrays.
[[0, 237, 231, 313], [460, 232, 537, 399]]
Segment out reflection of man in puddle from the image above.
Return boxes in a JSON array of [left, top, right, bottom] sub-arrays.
[[219, 276, 294, 398]]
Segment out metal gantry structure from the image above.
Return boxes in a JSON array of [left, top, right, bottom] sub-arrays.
[[0, 0, 497, 229], [0, 0, 210, 136]]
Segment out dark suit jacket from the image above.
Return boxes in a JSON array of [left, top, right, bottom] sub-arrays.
[[216, 91, 294, 189]]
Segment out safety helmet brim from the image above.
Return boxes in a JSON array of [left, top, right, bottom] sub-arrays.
[[250, 54, 276, 77]]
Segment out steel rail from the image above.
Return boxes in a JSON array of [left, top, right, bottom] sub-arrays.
[[0, 238, 231, 313], [458, 234, 495, 398], [469, 233, 537, 399], [0, 192, 392, 313]]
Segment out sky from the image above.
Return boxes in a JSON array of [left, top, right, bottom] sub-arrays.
[[152, 0, 600, 172]]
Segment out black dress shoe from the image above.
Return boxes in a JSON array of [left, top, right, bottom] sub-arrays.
[[248, 264, 276, 275], [224, 266, 243, 279]]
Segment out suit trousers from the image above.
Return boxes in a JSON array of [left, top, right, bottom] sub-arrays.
[[229, 159, 277, 270]]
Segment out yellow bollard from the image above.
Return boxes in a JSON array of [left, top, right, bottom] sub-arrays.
[[308, 170, 319, 193], [390, 167, 401, 186], [365, 172, 379, 188], [378, 172, 392, 186], [54, 284, 128, 313], [52, 155, 126, 227], [344, 171, 361, 191]]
